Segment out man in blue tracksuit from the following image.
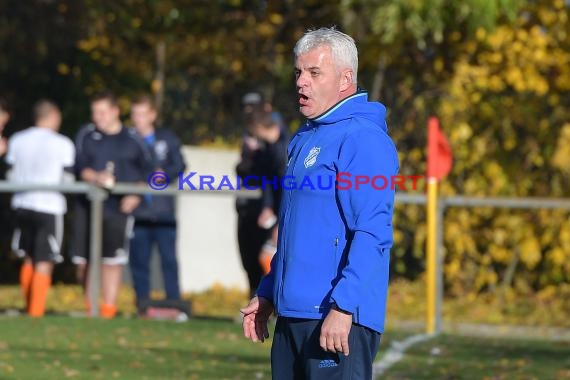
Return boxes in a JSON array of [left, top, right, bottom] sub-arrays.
[[129, 95, 186, 312], [241, 28, 399, 379]]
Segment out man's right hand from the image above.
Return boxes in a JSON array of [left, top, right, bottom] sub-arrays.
[[240, 296, 274, 343]]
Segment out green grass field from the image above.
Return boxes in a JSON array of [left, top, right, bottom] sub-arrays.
[[0, 316, 271, 380], [0, 316, 410, 380], [383, 333, 570, 380], [0, 316, 568, 380]]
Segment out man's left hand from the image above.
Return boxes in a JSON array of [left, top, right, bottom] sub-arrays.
[[320, 307, 353, 356]]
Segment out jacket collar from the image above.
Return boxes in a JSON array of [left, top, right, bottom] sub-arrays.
[[308, 88, 368, 126]]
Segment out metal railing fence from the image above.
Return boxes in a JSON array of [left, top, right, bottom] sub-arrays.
[[1, 181, 569, 325], [0, 181, 259, 316]]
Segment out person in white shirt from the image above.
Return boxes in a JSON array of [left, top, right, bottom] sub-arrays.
[[6, 99, 75, 317]]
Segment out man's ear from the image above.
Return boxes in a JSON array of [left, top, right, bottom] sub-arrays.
[[339, 69, 354, 91], [150, 109, 158, 123]]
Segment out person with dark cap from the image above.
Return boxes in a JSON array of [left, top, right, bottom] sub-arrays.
[[242, 91, 287, 131], [236, 97, 288, 298]]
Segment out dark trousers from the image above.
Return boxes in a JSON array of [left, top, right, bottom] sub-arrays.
[[271, 317, 381, 380], [129, 223, 180, 304], [237, 208, 271, 297]]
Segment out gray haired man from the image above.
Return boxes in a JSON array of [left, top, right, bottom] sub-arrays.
[[241, 27, 399, 379]]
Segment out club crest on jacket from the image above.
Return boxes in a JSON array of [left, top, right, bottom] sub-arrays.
[[154, 140, 169, 161], [304, 146, 321, 168]]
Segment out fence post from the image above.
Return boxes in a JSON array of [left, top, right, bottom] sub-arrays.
[[87, 185, 107, 317], [435, 198, 446, 334]]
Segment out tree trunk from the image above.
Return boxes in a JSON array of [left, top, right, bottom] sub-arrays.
[[154, 40, 166, 123], [499, 247, 519, 305], [370, 55, 387, 101]]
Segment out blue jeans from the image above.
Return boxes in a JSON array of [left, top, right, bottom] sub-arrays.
[[129, 223, 180, 304]]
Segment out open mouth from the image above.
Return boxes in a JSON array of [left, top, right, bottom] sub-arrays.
[[299, 94, 309, 106]]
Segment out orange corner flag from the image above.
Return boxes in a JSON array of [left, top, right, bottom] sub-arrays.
[[427, 116, 452, 180]]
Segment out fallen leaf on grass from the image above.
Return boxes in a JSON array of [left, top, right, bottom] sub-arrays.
[[63, 367, 79, 377], [128, 361, 144, 368], [117, 336, 128, 347], [0, 362, 14, 373]]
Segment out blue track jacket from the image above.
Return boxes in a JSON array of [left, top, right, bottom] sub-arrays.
[[256, 90, 399, 333]]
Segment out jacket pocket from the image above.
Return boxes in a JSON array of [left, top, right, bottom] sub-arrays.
[[280, 234, 338, 313]]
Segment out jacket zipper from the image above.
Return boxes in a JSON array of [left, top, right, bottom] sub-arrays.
[[277, 125, 316, 309]]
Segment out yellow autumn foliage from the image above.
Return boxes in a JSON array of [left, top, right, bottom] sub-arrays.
[[431, 0, 570, 298]]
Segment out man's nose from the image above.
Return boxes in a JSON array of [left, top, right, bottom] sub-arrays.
[[296, 72, 308, 88]]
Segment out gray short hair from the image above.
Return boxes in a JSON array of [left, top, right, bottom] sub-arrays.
[[294, 27, 358, 84]]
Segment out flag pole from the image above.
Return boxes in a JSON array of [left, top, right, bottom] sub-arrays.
[[426, 116, 450, 336], [426, 176, 438, 334]]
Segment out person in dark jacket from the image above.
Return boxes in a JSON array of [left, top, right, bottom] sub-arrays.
[[129, 95, 186, 311], [236, 105, 288, 298], [0, 99, 11, 278], [0, 98, 8, 157]]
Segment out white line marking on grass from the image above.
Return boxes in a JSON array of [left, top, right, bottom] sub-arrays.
[[373, 333, 435, 378]]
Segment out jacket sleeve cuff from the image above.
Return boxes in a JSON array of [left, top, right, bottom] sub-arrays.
[[330, 288, 357, 315], [331, 302, 353, 315], [261, 188, 274, 209], [255, 274, 274, 302]]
